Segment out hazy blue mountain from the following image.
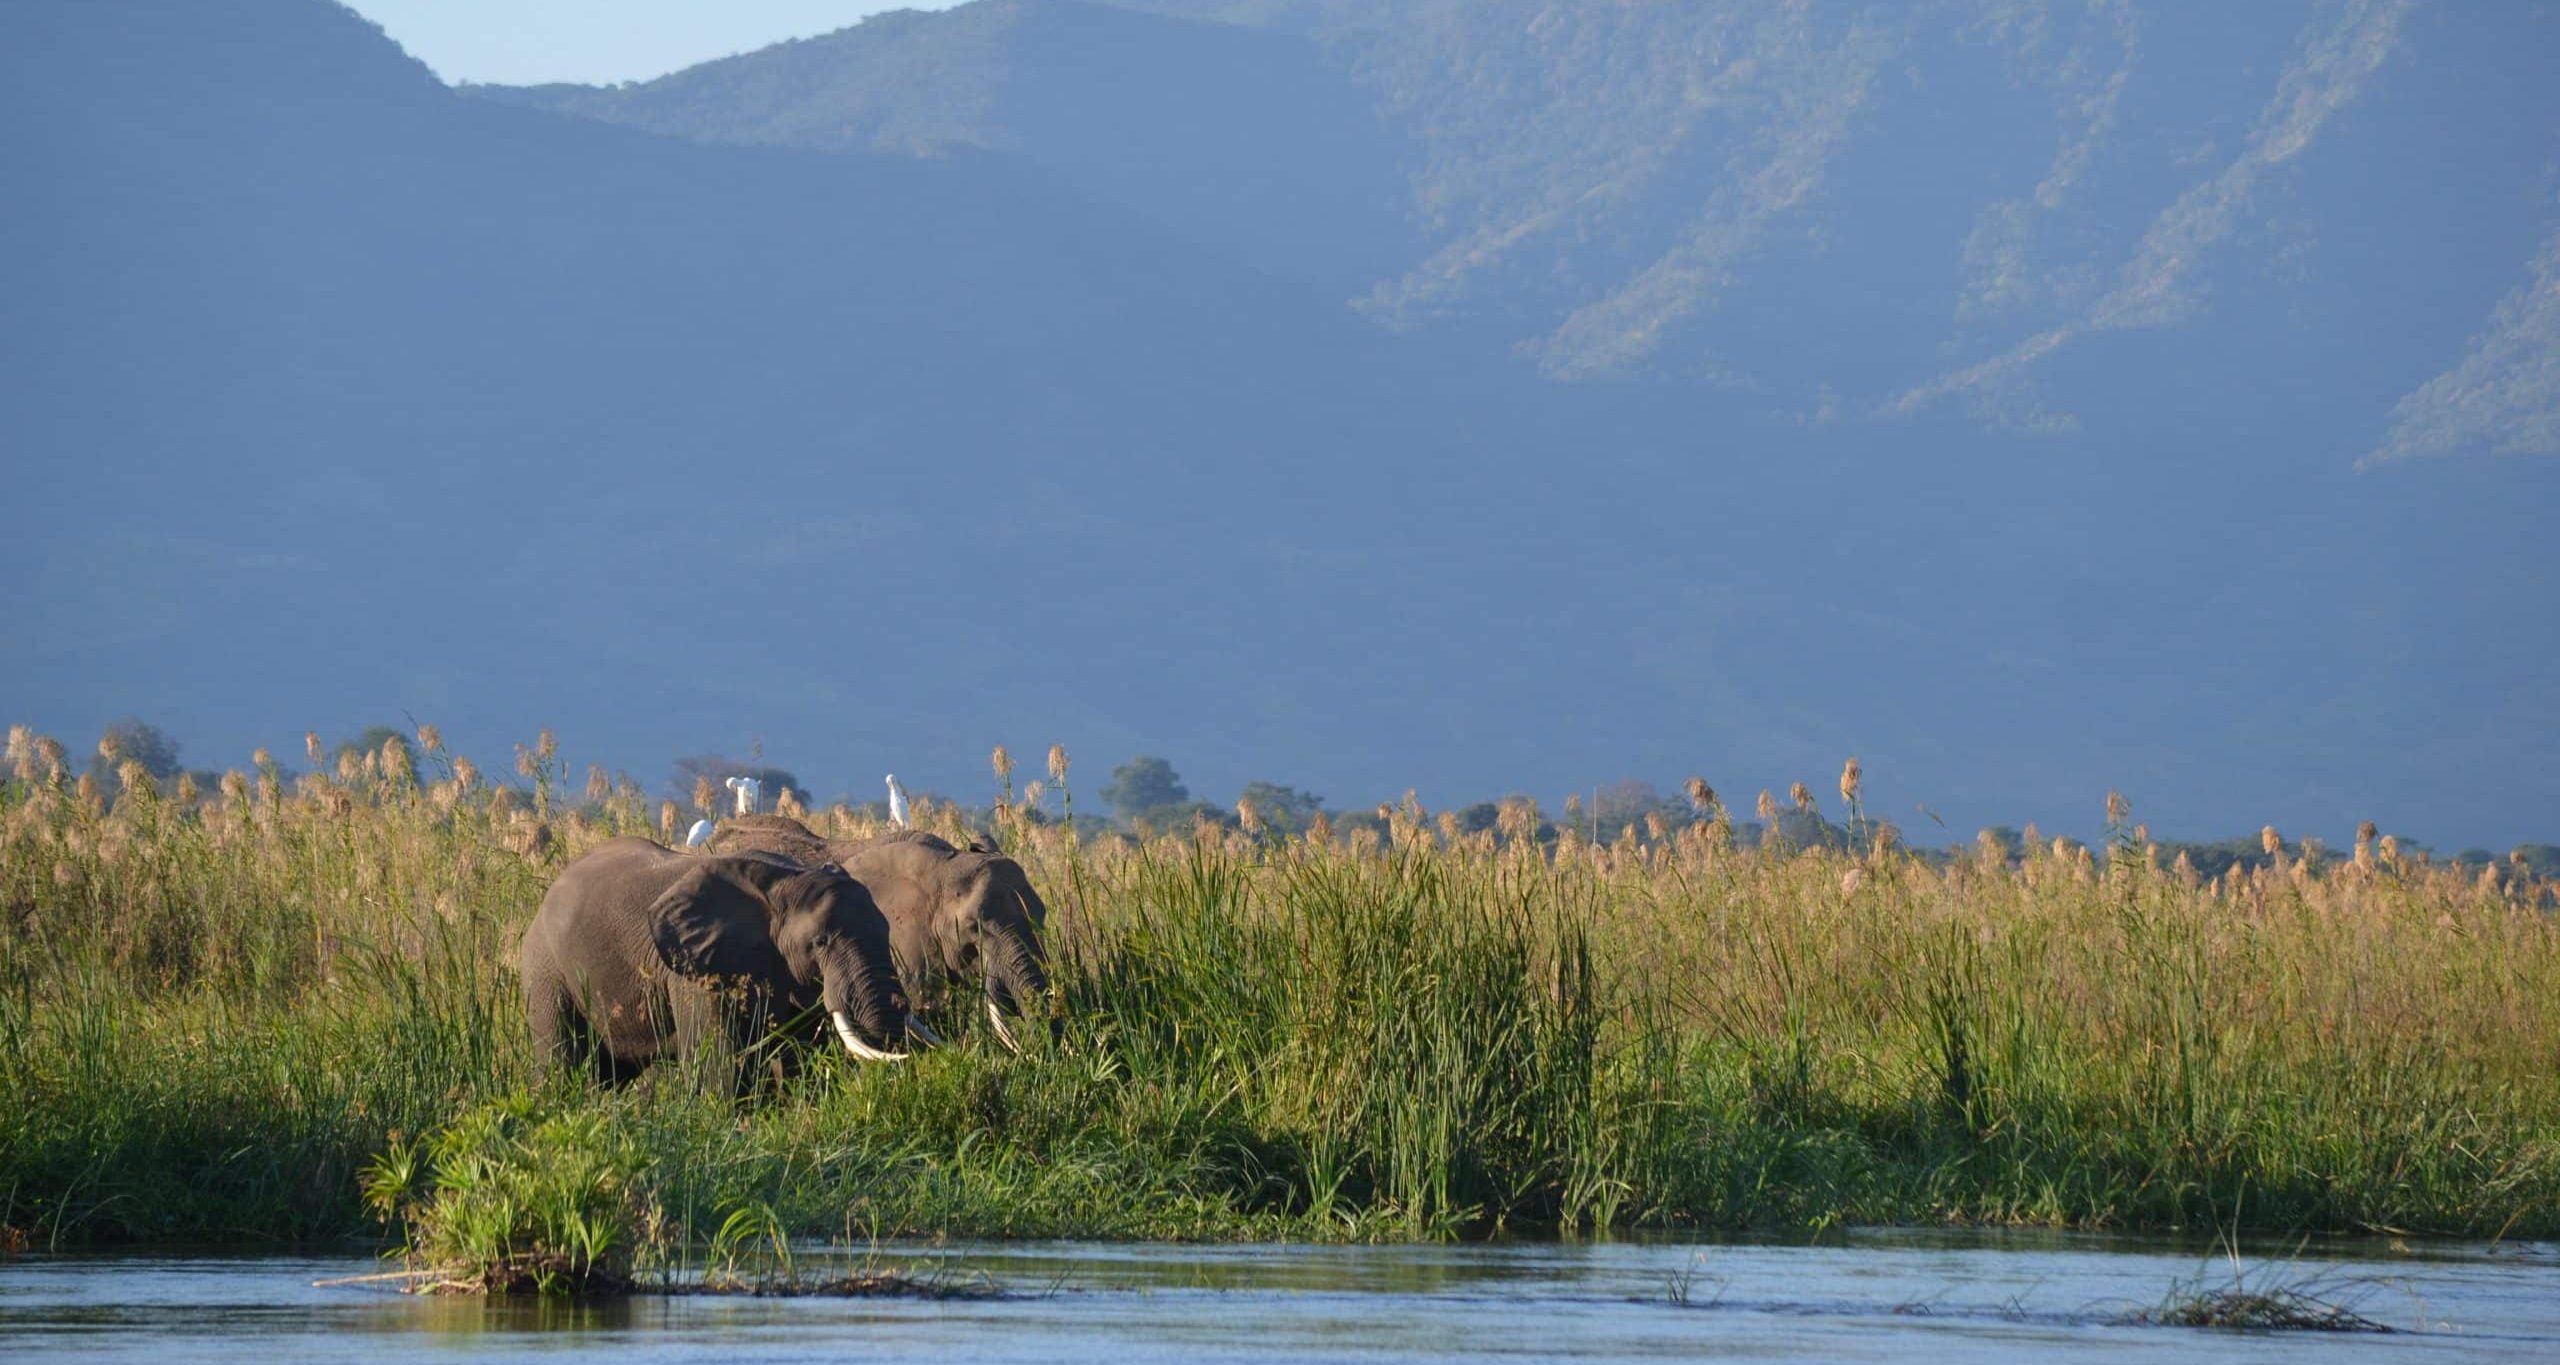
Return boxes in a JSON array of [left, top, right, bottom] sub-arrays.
[[5, 0, 2555, 846]]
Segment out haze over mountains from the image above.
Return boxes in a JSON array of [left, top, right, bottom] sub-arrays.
[[5, 0, 2554, 844]]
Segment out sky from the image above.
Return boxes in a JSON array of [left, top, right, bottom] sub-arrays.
[[342, 0, 967, 87]]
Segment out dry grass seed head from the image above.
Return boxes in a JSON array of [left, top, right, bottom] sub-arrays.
[[1839, 759, 1862, 804]]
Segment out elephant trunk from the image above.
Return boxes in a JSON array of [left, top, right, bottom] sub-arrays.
[[982, 924, 1049, 1055], [821, 941, 907, 1062]]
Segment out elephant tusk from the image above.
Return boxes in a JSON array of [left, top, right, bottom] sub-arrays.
[[832, 1010, 907, 1062], [903, 1012, 944, 1048], [986, 998, 1022, 1055]]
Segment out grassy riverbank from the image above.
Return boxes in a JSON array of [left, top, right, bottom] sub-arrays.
[[4, 729, 2556, 1260]]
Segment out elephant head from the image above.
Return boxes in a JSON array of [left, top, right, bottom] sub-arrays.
[[647, 854, 913, 1059], [845, 831, 1052, 1052]]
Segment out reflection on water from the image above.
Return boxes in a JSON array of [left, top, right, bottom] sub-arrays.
[[2, 1232, 2554, 1363]]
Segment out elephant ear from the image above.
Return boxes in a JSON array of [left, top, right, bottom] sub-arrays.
[[647, 859, 789, 981]]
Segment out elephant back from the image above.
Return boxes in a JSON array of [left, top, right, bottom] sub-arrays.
[[708, 813, 832, 865]]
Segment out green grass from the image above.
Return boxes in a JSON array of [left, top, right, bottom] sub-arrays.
[[4, 749, 2557, 1269]]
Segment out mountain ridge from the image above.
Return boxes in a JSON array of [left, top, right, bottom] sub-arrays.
[[3, 0, 2553, 845]]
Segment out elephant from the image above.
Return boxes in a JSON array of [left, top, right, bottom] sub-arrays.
[[712, 815, 1053, 1052], [519, 837, 920, 1085]]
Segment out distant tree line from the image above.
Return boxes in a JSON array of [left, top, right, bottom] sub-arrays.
[[19, 722, 2557, 879]]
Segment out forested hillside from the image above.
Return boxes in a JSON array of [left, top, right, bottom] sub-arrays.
[[4, 0, 2554, 844]]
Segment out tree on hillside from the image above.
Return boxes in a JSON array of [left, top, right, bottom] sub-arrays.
[[1236, 780, 1325, 836], [1591, 778, 1678, 834], [1101, 756, 1188, 822], [336, 724, 416, 771], [91, 717, 182, 782]]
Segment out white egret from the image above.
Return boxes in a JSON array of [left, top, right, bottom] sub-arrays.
[[885, 773, 909, 827], [684, 818, 715, 849], [726, 774, 761, 816]]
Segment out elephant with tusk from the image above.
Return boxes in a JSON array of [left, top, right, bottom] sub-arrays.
[[520, 837, 918, 1085], [713, 815, 1053, 1053]]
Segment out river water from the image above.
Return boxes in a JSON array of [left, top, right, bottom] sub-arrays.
[[3, 1233, 2554, 1362]]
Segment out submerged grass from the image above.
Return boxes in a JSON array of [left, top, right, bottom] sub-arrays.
[[2126, 1236, 2397, 1333], [4, 726, 2558, 1271]]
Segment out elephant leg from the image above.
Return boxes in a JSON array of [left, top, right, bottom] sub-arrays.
[[667, 982, 748, 1094], [526, 966, 589, 1075], [534, 967, 654, 1087]]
